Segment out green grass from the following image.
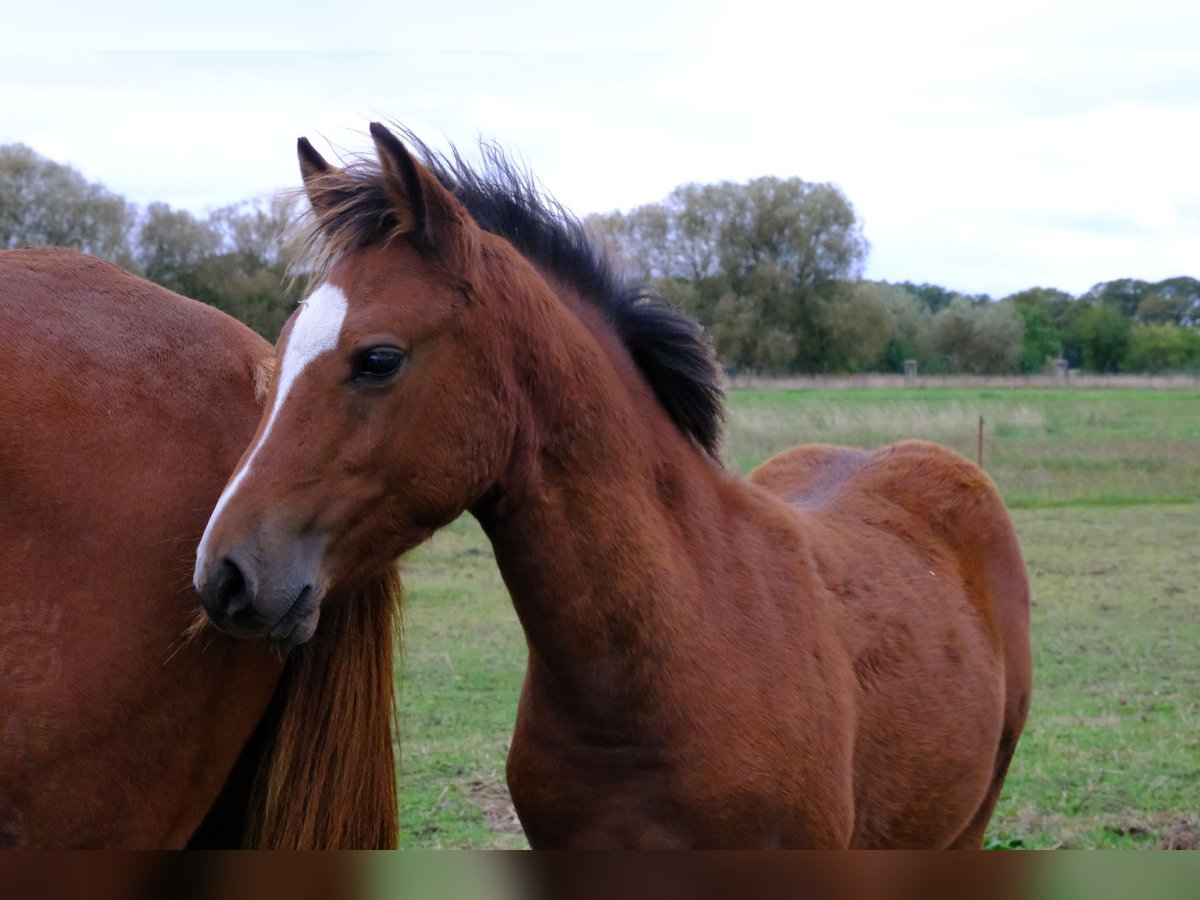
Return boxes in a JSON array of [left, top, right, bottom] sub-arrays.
[[726, 388, 1200, 508], [396, 387, 1200, 848], [991, 504, 1200, 849], [396, 518, 526, 849]]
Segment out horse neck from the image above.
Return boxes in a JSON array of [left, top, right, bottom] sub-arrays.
[[472, 276, 733, 726]]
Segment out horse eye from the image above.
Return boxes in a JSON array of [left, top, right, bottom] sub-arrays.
[[352, 346, 406, 382]]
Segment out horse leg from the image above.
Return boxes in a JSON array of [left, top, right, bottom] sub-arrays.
[[945, 724, 1020, 849]]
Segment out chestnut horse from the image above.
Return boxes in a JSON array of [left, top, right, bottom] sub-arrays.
[[0, 248, 399, 848], [195, 123, 1032, 848]]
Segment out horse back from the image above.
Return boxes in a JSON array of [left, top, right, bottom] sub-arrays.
[[751, 439, 1029, 647]]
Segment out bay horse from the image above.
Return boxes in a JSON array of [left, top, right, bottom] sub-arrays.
[[0, 248, 399, 848], [195, 123, 1032, 848]]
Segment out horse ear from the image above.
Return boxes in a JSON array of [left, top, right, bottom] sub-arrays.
[[297, 137, 345, 223], [369, 122, 434, 251]]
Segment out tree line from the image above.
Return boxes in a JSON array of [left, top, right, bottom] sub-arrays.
[[1, 143, 301, 338], [592, 180, 1200, 375], [4, 142, 1198, 373]]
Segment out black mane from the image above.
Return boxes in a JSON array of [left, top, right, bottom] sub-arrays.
[[405, 130, 725, 459], [302, 127, 725, 458]]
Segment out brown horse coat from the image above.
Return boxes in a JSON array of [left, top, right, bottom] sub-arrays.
[[493, 421, 1030, 848], [1, 248, 400, 848], [0, 248, 279, 847], [195, 124, 1032, 848]]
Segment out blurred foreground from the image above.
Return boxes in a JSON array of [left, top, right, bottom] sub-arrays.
[[3, 853, 1199, 900]]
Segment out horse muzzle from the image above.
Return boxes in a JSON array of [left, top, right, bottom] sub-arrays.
[[194, 534, 327, 647]]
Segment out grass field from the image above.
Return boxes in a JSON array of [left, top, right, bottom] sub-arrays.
[[395, 387, 1200, 849]]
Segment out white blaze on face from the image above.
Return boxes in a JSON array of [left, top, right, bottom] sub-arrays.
[[193, 283, 349, 584]]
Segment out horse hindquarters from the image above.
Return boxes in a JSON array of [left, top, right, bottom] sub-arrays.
[[856, 441, 1031, 848], [751, 440, 1031, 848], [947, 476, 1032, 848]]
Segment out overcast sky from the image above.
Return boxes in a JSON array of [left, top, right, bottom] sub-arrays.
[[3, 1, 1199, 297]]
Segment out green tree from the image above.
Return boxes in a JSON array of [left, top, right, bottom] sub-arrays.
[[709, 291, 760, 371], [134, 196, 299, 339], [135, 202, 222, 299], [1126, 323, 1200, 372], [1082, 278, 1149, 319], [897, 282, 962, 314], [1137, 277, 1200, 326], [1002, 288, 1070, 372], [858, 282, 935, 372], [203, 196, 301, 338], [1012, 288, 1088, 368], [926, 298, 1025, 374], [1011, 301, 1061, 372], [210, 196, 296, 275], [816, 284, 892, 372], [595, 176, 867, 372], [1073, 303, 1131, 372], [0, 143, 134, 264]]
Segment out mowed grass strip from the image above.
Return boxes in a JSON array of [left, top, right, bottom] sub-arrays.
[[727, 388, 1200, 508], [396, 387, 1200, 848]]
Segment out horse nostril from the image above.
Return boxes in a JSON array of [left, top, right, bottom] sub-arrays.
[[213, 556, 250, 617]]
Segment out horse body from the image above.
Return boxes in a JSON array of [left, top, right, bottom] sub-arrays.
[[475, 297, 1027, 848], [195, 124, 1031, 848], [0, 248, 281, 847], [1, 248, 401, 849]]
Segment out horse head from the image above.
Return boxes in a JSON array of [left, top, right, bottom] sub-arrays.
[[193, 124, 515, 644]]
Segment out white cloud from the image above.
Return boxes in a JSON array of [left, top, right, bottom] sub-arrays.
[[2, 19, 1199, 297]]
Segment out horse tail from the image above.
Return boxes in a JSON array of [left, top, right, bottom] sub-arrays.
[[243, 565, 403, 849]]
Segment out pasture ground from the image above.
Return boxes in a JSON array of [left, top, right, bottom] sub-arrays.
[[395, 388, 1200, 848]]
